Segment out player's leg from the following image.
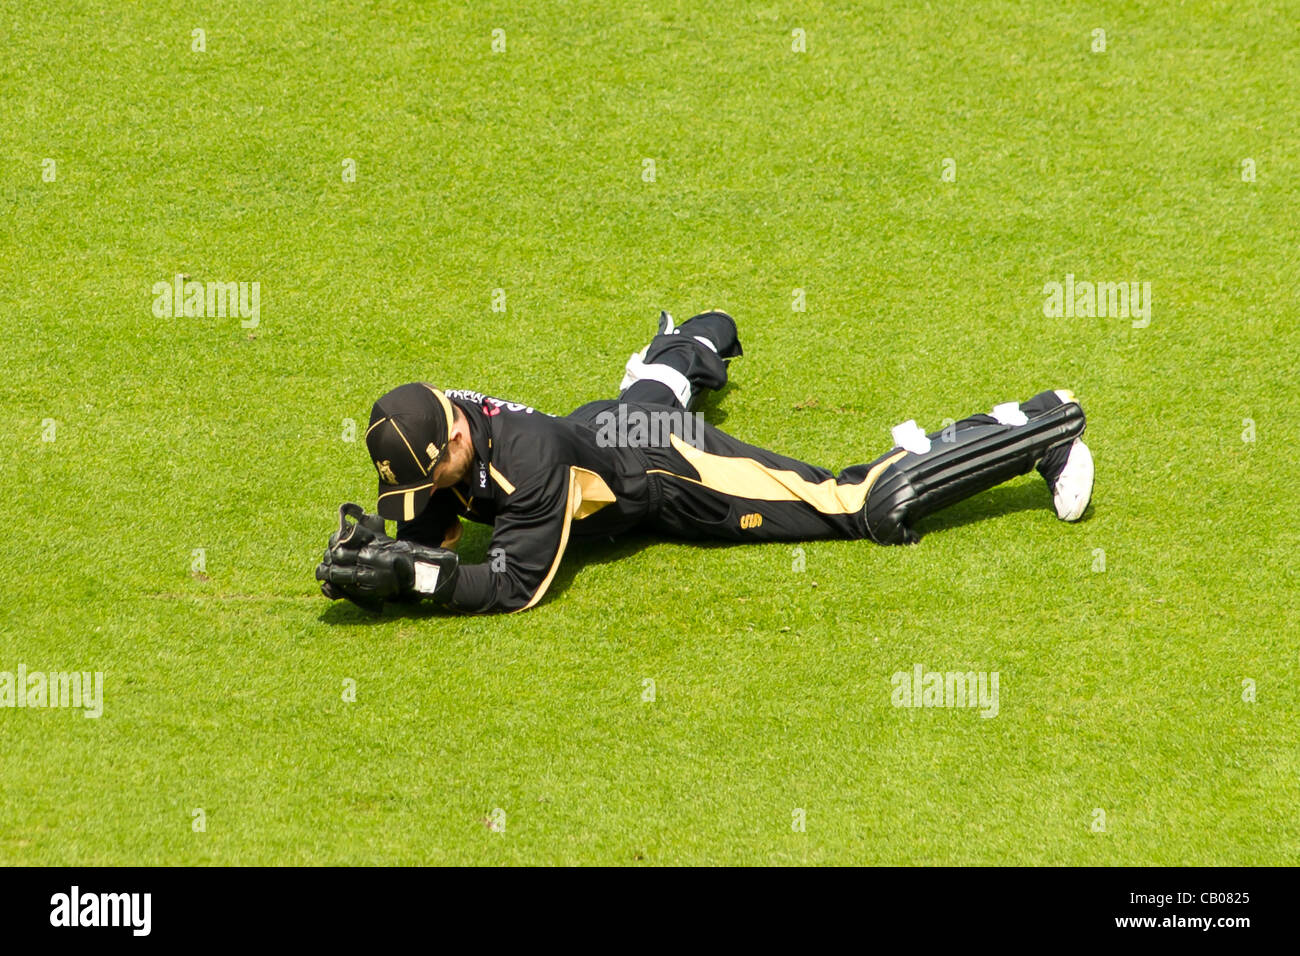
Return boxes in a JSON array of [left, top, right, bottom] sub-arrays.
[[615, 310, 742, 410], [645, 389, 1092, 544], [568, 309, 742, 428], [644, 416, 878, 542], [1028, 392, 1094, 521], [860, 389, 1093, 544]]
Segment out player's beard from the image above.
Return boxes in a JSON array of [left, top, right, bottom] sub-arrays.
[[433, 438, 473, 490]]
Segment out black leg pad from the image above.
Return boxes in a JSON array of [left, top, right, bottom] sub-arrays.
[[864, 401, 1086, 544]]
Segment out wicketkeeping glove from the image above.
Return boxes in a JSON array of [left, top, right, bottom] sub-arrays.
[[315, 503, 460, 612]]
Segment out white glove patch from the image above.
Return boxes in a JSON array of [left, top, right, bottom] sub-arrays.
[[413, 561, 441, 595]]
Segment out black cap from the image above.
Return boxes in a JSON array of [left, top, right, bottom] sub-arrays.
[[365, 383, 456, 521]]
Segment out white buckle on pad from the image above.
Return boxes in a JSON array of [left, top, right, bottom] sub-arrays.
[[990, 402, 1028, 426], [891, 420, 932, 455]]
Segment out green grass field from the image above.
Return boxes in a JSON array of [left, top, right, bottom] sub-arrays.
[[3, 0, 1297, 865]]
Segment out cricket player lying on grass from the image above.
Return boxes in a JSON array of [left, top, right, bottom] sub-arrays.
[[316, 311, 1094, 613]]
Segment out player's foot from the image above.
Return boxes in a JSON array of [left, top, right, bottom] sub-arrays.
[[1035, 390, 1093, 521]]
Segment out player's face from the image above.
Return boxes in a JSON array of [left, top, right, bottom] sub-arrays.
[[432, 429, 473, 490]]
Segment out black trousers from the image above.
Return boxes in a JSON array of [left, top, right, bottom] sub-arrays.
[[569, 312, 1059, 543]]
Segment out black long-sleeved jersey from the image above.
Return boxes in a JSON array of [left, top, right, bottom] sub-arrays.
[[395, 389, 659, 613]]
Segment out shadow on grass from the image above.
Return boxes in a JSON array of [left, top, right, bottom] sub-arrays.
[[318, 476, 1091, 623], [693, 384, 733, 428], [315, 529, 731, 624], [912, 478, 1095, 536]]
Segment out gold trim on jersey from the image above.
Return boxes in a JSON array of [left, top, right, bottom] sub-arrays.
[[516, 466, 618, 612], [489, 464, 516, 495], [572, 467, 616, 519]]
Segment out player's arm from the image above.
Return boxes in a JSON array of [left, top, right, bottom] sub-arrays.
[[446, 463, 575, 614], [317, 446, 577, 614], [395, 488, 464, 549], [316, 464, 576, 615]]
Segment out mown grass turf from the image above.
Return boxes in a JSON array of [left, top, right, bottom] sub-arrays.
[[2, 0, 1297, 865]]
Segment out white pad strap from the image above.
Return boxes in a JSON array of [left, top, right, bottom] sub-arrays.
[[620, 353, 692, 407], [990, 402, 1028, 426], [891, 419, 932, 455]]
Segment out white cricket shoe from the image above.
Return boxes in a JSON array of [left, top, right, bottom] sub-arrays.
[[1050, 438, 1094, 521], [1034, 390, 1093, 521]]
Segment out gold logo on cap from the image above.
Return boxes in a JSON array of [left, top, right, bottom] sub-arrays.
[[376, 460, 398, 484], [426, 442, 440, 462]]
